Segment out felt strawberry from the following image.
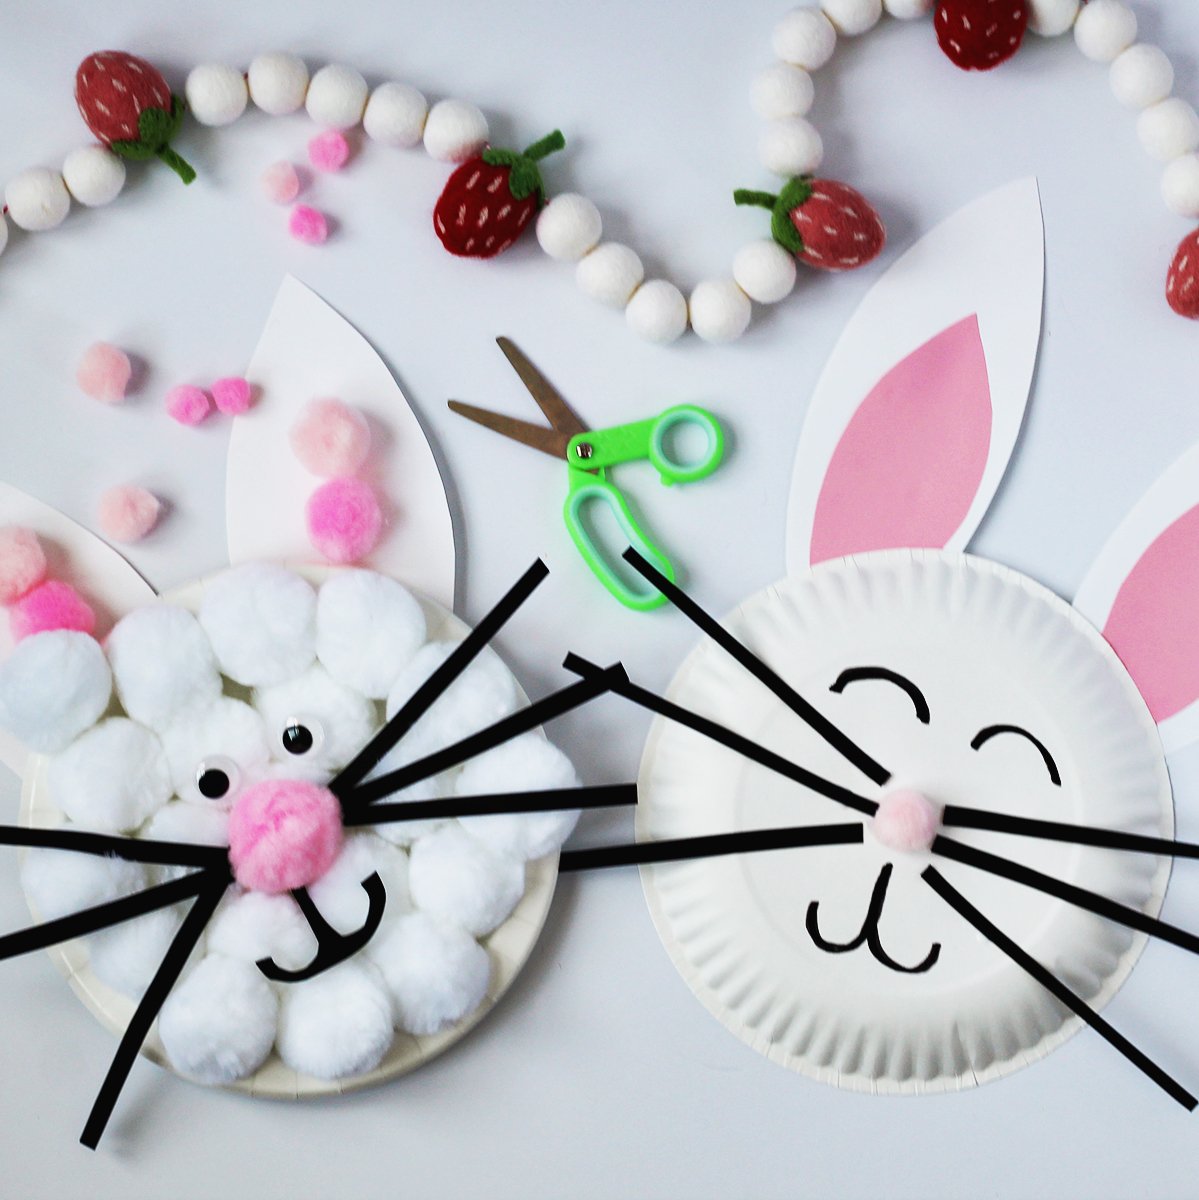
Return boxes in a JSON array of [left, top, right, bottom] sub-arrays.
[[434, 130, 565, 258], [934, 0, 1029, 71], [1166, 228, 1199, 319], [734, 177, 886, 272], [75, 50, 195, 184]]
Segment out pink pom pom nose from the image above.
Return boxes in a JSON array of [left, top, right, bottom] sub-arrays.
[[9, 580, 96, 641], [872, 788, 941, 854], [228, 778, 344, 894]]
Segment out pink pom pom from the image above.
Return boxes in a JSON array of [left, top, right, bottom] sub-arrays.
[[9, 580, 96, 642], [76, 342, 132, 405], [0, 527, 47, 605], [289, 205, 328, 245], [228, 778, 343, 893], [306, 477, 383, 565], [97, 485, 161, 543], [289, 397, 372, 477], [308, 130, 351, 173], [261, 160, 300, 205], [212, 376, 253, 415], [165, 384, 212, 426], [872, 789, 941, 854]]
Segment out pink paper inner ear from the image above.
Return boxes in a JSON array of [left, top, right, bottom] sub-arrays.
[[1102, 504, 1199, 723], [810, 314, 993, 565]]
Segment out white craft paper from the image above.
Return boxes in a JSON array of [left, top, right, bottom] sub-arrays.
[[227, 276, 456, 608]]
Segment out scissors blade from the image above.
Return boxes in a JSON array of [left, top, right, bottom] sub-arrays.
[[496, 337, 589, 439], [447, 400, 572, 460]]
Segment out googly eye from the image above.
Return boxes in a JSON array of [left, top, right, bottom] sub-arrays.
[[280, 715, 325, 758], [195, 756, 241, 801]]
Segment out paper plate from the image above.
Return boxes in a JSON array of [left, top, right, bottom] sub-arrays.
[[637, 549, 1172, 1094], [19, 564, 559, 1100]]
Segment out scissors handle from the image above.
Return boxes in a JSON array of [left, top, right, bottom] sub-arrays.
[[566, 405, 724, 486]]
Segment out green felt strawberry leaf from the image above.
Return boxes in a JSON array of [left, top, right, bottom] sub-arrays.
[[111, 98, 195, 183], [770, 177, 814, 256]]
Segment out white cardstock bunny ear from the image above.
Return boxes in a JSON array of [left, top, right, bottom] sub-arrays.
[[1074, 442, 1199, 755], [784, 177, 1045, 573], [226, 275, 456, 608]]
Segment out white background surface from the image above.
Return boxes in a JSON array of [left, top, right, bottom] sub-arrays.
[[1, 1, 1199, 1196]]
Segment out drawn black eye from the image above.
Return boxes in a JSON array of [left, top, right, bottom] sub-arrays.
[[281, 716, 324, 757], [971, 725, 1062, 786], [195, 756, 240, 800], [830, 666, 930, 724]]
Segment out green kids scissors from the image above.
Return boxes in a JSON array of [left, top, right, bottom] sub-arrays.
[[449, 338, 725, 612]]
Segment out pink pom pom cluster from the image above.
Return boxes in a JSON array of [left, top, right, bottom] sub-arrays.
[[0, 526, 98, 643], [261, 131, 353, 246], [165, 375, 255, 426]]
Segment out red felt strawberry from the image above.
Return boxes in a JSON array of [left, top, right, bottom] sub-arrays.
[[75, 50, 195, 184], [433, 130, 565, 258], [1167, 228, 1199, 319], [934, 0, 1029, 71], [734, 177, 886, 272]]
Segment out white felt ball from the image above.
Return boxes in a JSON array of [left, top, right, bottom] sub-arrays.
[[0, 213, 8, 258], [576, 242, 645, 308], [0, 631, 111, 754], [106, 604, 222, 733], [1028, 0, 1079, 36], [363, 82, 428, 147], [61, 146, 125, 207], [626, 280, 689, 344], [160, 697, 271, 806], [160, 954, 278, 1084], [422, 98, 489, 163], [883, 0, 933, 18], [199, 563, 317, 687], [369, 911, 490, 1036], [21, 838, 146, 922], [689, 279, 752, 344], [733, 239, 798, 304], [49, 718, 172, 833], [5, 167, 70, 232], [536, 193, 602, 262], [820, 0, 882, 36], [88, 905, 185, 999], [772, 7, 838, 70], [143, 799, 231, 850], [309, 833, 411, 934], [277, 959, 394, 1079], [305, 63, 369, 129], [760, 116, 824, 177], [1110, 45, 1175, 110], [1163, 154, 1199, 218], [408, 823, 525, 936], [208, 890, 318, 970], [185, 64, 249, 127], [1074, 0, 1137, 62], [1138, 99, 1199, 162], [316, 570, 426, 699], [750, 63, 815, 120], [247, 52, 309, 115]]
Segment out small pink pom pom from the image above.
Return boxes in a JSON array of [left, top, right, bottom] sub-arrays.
[[872, 788, 941, 854], [165, 384, 212, 426], [289, 205, 328, 245], [9, 580, 96, 642], [306, 477, 383, 565], [212, 376, 253, 415], [76, 342, 132, 405], [0, 527, 47, 604], [98, 485, 161, 543], [261, 160, 300, 205], [290, 397, 372, 477], [308, 130, 351, 173]]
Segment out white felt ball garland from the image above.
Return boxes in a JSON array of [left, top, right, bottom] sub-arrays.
[[185, 64, 249, 127], [363, 82, 429, 148], [247, 52, 309, 115], [61, 146, 125, 207]]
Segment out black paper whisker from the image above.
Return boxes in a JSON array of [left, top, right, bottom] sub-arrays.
[[922, 865, 1197, 1110], [0, 824, 229, 869], [620, 547, 891, 788]]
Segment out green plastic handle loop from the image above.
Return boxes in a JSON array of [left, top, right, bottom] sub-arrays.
[[566, 405, 724, 486]]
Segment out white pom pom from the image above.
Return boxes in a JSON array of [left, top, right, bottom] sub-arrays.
[[369, 912, 490, 1036], [760, 116, 824, 177], [21, 836, 146, 922], [0, 631, 111, 754], [1074, 0, 1137, 62], [277, 960, 394, 1079], [61, 146, 125, 207], [88, 906, 186, 999], [309, 834, 411, 933], [626, 280, 689, 344], [368, 720, 454, 837], [247, 52, 309, 115], [0, 213, 8, 258], [160, 697, 270, 806], [883, 0, 933, 18], [820, 0, 882, 36], [305, 63, 369, 129], [160, 954, 278, 1083], [107, 605, 222, 732], [772, 7, 838, 69], [49, 718, 171, 833], [363, 82, 428, 147], [576, 243, 645, 308], [199, 563, 317, 687], [750, 64, 814, 120], [1139, 99, 1199, 163], [1110, 45, 1174, 109], [316, 570, 426, 699], [185, 64, 249, 127], [207, 890, 318, 970], [536, 193, 602, 262], [456, 733, 581, 861], [422, 99, 489, 163], [1027, 0, 1078, 35], [1163, 154, 1199, 218], [144, 799, 230, 849], [5, 168, 70, 232], [733, 239, 798, 304], [408, 823, 525, 936], [689, 279, 752, 344]]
